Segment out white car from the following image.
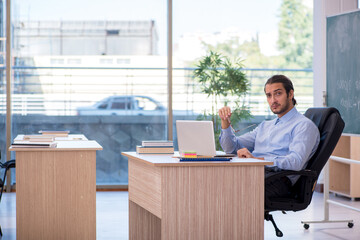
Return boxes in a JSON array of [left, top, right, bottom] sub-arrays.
[[76, 95, 195, 116]]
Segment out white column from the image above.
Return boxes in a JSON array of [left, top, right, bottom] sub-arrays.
[[5, 0, 12, 192], [167, 0, 173, 141]]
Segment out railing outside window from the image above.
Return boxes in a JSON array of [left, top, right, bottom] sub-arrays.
[[0, 66, 313, 116]]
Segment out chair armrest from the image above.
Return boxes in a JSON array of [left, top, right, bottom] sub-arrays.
[[3, 159, 16, 169], [265, 169, 317, 182]]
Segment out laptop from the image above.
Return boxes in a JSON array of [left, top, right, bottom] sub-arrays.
[[176, 120, 235, 158]]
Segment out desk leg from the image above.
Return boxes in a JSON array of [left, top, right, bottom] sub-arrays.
[[129, 200, 161, 240]]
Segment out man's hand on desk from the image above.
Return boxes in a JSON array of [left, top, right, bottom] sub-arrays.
[[237, 148, 265, 160]]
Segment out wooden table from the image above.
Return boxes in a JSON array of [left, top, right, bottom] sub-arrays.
[[10, 136, 102, 240], [122, 152, 273, 240]]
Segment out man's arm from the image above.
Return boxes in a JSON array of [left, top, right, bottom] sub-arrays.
[[218, 106, 231, 129], [219, 125, 259, 154], [218, 106, 259, 154]]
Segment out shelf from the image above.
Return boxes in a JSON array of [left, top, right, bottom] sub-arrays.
[[329, 190, 351, 198], [329, 134, 360, 198]]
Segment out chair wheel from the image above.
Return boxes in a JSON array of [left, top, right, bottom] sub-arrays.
[[303, 224, 310, 229], [276, 230, 283, 237], [348, 222, 354, 228]]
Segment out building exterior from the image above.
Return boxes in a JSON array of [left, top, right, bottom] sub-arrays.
[[13, 20, 159, 56]]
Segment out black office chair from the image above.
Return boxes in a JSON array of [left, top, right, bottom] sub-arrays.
[[264, 107, 345, 237], [0, 151, 16, 237]]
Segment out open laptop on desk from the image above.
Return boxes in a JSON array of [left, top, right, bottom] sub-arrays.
[[176, 120, 235, 158]]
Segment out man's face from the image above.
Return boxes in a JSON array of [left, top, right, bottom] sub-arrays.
[[265, 83, 294, 118]]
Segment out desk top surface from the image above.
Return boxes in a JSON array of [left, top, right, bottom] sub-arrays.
[[122, 151, 273, 167], [9, 134, 103, 151]]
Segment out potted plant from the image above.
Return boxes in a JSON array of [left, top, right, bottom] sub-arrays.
[[194, 51, 252, 149]]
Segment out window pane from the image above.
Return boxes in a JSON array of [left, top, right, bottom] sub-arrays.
[[173, 0, 314, 150], [11, 0, 167, 185]]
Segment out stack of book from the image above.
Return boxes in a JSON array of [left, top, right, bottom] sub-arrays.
[[11, 134, 58, 148], [136, 140, 174, 154], [180, 151, 197, 158], [23, 135, 55, 142]]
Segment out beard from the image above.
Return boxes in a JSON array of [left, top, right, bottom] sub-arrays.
[[271, 99, 291, 115]]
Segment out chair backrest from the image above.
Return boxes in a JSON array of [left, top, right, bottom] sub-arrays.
[[303, 107, 345, 177], [265, 108, 344, 212]]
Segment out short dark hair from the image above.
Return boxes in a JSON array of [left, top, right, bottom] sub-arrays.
[[264, 75, 297, 105]]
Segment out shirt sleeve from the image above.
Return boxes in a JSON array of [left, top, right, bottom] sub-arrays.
[[264, 121, 320, 171], [219, 125, 259, 154]]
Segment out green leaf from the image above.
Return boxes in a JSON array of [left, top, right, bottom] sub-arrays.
[[193, 51, 252, 149]]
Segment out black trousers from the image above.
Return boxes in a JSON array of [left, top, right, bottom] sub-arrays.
[[265, 169, 292, 201]]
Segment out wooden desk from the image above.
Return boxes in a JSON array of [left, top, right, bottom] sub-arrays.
[[122, 152, 273, 240], [10, 137, 102, 240]]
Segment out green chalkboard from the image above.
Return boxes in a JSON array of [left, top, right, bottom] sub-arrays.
[[327, 10, 360, 134]]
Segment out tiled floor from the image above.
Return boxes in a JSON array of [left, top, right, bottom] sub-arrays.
[[1, 191, 360, 239]]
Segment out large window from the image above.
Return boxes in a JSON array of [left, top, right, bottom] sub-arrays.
[[3, 0, 314, 187]]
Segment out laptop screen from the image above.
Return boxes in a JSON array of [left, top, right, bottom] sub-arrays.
[[176, 120, 217, 156]]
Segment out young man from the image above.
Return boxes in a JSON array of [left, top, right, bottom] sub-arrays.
[[218, 75, 320, 198]]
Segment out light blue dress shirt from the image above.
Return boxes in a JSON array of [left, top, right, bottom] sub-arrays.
[[220, 107, 320, 182]]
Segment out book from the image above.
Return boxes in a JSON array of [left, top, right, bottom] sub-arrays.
[[136, 145, 174, 154], [139, 145, 173, 148], [23, 135, 55, 142], [11, 141, 58, 148], [39, 130, 70, 137], [142, 140, 173, 147], [179, 157, 231, 162]]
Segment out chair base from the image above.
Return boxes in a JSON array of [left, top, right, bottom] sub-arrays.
[[265, 212, 283, 237]]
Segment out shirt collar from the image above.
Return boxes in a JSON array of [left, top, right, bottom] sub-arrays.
[[274, 107, 298, 125]]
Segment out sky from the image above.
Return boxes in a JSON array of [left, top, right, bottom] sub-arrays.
[[13, 0, 312, 56]]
